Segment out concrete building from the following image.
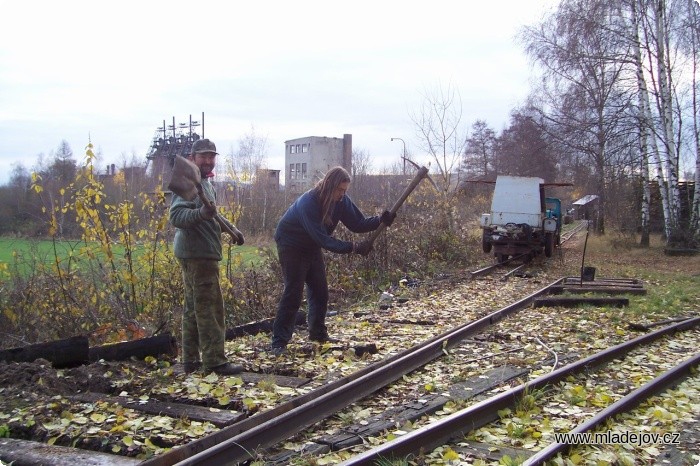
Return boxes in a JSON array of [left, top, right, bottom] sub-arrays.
[[284, 134, 352, 192]]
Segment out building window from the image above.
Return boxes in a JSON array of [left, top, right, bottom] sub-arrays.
[[289, 145, 296, 154], [301, 143, 308, 153], [301, 163, 307, 179], [289, 163, 295, 180], [295, 163, 300, 180], [296, 144, 301, 153]]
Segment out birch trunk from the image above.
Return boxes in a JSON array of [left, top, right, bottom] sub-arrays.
[[655, 0, 681, 241], [689, 0, 700, 236], [630, 0, 652, 246]]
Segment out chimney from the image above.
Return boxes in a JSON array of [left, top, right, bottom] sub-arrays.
[[342, 134, 352, 172]]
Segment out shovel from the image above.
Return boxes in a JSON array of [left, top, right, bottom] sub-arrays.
[[168, 156, 243, 243]]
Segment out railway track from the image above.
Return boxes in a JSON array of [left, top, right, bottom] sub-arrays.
[[1, 230, 698, 465], [337, 317, 700, 465]]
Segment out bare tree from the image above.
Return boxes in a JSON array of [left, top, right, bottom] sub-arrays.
[[351, 148, 372, 177], [521, 0, 639, 234], [38, 141, 78, 236], [350, 148, 373, 198], [495, 111, 559, 182], [412, 83, 467, 193], [411, 82, 467, 230], [225, 125, 268, 183], [220, 125, 277, 235]]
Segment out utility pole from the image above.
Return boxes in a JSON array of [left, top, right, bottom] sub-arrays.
[[391, 137, 407, 175]]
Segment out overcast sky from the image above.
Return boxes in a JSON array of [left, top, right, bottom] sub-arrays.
[[0, 0, 556, 185]]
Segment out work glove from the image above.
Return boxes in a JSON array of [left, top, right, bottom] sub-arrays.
[[199, 202, 217, 220], [353, 239, 373, 257], [231, 226, 245, 246], [380, 210, 397, 227]]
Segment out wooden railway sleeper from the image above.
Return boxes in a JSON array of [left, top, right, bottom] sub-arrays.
[[338, 317, 700, 465]]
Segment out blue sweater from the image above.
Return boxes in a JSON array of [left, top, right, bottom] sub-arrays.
[[274, 189, 380, 253]]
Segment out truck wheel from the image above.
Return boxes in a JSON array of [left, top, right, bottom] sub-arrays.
[[544, 233, 554, 258], [482, 231, 492, 253]]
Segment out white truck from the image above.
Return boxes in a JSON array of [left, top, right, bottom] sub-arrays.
[[479, 175, 561, 263]]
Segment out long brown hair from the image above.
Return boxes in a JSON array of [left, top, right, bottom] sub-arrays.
[[314, 166, 351, 226]]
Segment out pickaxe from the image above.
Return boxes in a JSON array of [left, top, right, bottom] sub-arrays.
[[167, 155, 244, 243], [365, 157, 436, 245]]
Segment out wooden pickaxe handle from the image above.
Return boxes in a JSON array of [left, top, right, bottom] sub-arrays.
[[366, 165, 430, 245]]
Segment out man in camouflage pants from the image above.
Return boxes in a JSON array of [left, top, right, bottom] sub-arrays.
[[169, 138, 245, 376]]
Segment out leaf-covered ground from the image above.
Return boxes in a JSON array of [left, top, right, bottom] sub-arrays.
[[0, 234, 698, 464]]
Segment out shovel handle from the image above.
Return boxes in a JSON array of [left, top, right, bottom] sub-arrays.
[[366, 166, 429, 245], [195, 183, 240, 239]]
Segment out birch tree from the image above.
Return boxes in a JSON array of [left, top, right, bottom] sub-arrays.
[[653, 0, 682, 240], [627, 0, 655, 245], [630, 0, 698, 246], [679, 0, 700, 238], [521, 0, 638, 234]]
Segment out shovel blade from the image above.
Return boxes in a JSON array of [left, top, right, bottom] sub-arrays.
[[168, 156, 201, 201]]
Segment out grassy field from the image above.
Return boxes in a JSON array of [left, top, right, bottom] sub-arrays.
[[0, 237, 263, 275]]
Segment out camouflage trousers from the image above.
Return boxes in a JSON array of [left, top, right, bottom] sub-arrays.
[[178, 258, 227, 372]]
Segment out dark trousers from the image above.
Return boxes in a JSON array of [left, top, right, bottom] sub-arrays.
[[272, 245, 328, 347]]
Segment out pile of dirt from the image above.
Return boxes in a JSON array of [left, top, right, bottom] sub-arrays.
[[0, 358, 137, 398]]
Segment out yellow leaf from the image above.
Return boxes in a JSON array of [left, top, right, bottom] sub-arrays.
[[123, 436, 134, 446], [442, 447, 459, 461]]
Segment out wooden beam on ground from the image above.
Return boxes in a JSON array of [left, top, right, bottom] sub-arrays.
[[562, 277, 643, 286], [89, 333, 177, 362], [0, 335, 89, 368], [69, 392, 245, 428], [533, 296, 629, 308], [548, 286, 647, 295], [225, 311, 307, 340], [0, 437, 140, 466]]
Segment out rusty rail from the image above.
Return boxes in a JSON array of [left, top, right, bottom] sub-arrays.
[[338, 317, 700, 465], [145, 278, 564, 466]]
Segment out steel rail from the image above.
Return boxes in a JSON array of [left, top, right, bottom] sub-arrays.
[[470, 253, 529, 278], [159, 278, 564, 466], [338, 317, 700, 465], [502, 263, 528, 281], [560, 220, 588, 244], [524, 351, 700, 465]]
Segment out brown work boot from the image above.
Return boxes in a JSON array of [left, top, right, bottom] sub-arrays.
[[210, 362, 244, 376], [183, 361, 201, 373]]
